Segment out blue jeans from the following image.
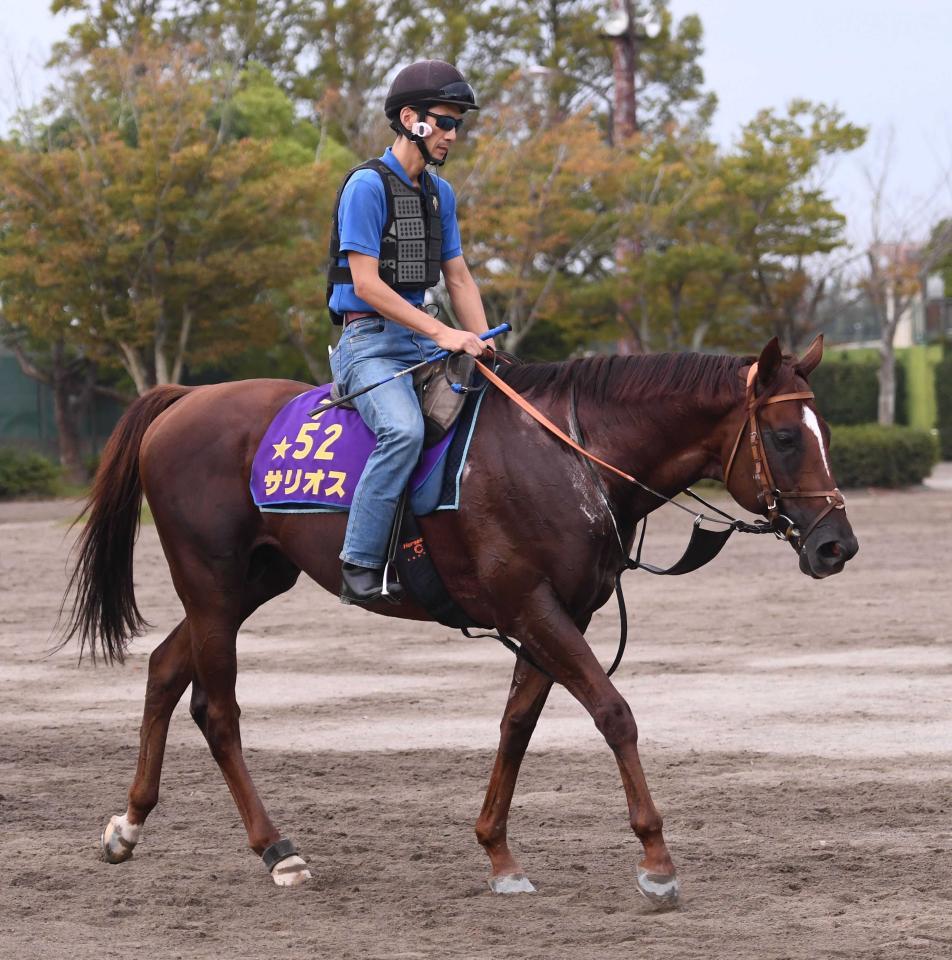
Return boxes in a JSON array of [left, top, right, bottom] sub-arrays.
[[330, 317, 437, 568]]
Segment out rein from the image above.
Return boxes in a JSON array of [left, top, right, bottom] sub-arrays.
[[471, 356, 844, 679], [474, 358, 769, 537]]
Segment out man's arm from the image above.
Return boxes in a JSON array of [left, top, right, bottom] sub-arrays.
[[442, 255, 495, 350], [441, 256, 488, 333], [348, 253, 487, 357]]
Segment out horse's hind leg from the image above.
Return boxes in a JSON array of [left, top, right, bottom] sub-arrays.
[[101, 545, 305, 885], [475, 658, 552, 893], [101, 620, 192, 863], [503, 588, 679, 910], [180, 548, 308, 886]]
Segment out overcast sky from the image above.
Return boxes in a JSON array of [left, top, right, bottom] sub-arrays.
[[2, 0, 950, 244], [667, 0, 952, 244]]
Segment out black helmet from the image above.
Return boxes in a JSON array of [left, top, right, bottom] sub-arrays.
[[384, 60, 479, 119]]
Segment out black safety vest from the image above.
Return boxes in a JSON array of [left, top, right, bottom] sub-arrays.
[[326, 158, 443, 324]]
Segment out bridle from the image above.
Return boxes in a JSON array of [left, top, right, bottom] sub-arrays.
[[465, 354, 848, 679], [723, 363, 846, 552]]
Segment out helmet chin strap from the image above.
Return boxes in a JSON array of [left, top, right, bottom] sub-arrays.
[[389, 110, 446, 167]]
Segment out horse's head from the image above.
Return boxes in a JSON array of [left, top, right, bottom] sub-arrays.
[[722, 336, 858, 578]]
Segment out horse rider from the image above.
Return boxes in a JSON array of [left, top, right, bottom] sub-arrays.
[[327, 59, 494, 606]]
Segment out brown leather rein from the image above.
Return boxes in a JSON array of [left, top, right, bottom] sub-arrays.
[[475, 358, 845, 554], [723, 363, 846, 550], [464, 356, 846, 681]]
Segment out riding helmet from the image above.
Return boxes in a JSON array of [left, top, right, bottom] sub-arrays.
[[384, 60, 480, 118]]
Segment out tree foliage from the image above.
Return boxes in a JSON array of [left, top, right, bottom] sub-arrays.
[[28, 1, 876, 371], [451, 94, 618, 352], [50, 1, 715, 142], [614, 102, 865, 353], [1, 43, 349, 395]]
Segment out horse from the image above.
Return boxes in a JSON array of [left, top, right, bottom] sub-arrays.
[[62, 335, 857, 908]]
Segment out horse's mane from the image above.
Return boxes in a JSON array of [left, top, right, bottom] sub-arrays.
[[498, 352, 754, 406]]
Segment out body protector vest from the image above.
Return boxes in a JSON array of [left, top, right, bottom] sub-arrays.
[[326, 158, 443, 325]]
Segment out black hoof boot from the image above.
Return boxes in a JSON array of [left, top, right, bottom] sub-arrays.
[[340, 563, 402, 605]]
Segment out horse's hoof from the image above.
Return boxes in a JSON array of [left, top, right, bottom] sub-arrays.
[[271, 854, 311, 887], [488, 873, 536, 894], [100, 814, 139, 864], [636, 866, 680, 911]]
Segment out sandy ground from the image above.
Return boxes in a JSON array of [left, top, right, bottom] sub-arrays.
[[1, 472, 951, 960]]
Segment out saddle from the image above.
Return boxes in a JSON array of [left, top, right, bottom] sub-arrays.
[[249, 357, 486, 626]]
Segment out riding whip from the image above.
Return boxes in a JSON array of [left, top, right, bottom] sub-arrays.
[[308, 323, 509, 417]]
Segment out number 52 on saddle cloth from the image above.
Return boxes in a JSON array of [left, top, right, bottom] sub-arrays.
[[249, 357, 486, 517]]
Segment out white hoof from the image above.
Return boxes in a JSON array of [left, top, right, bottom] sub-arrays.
[[100, 814, 140, 864], [271, 854, 311, 887], [488, 873, 536, 894], [636, 866, 680, 911]]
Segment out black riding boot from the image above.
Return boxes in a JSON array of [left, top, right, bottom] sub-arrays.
[[340, 562, 403, 605]]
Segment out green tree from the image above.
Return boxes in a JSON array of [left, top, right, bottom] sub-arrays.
[[448, 1, 713, 135], [0, 43, 345, 407], [722, 101, 866, 350], [928, 218, 952, 299], [617, 134, 738, 351], [452, 98, 618, 353], [51, 0, 715, 152]]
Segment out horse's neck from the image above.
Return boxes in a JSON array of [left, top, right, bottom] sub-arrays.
[[579, 388, 734, 509]]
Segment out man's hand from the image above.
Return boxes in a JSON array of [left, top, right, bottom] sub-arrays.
[[433, 325, 494, 358]]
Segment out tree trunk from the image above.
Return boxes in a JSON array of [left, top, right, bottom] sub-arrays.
[[118, 340, 153, 395], [50, 342, 87, 484], [610, 0, 638, 145], [610, 1, 642, 351], [9, 337, 89, 483], [668, 284, 683, 350], [691, 321, 710, 351], [632, 293, 648, 353], [170, 304, 193, 384], [287, 317, 329, 383], [877, 341, 896, 426]]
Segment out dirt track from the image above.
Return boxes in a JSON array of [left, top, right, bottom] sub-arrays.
[[1, 478, 950, 960]]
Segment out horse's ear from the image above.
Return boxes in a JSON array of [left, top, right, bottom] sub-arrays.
[[796, 334, 823, 379], [756, 337, 783, 388]]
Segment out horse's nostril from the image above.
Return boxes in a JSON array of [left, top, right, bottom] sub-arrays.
[[817, 540, 842, 561]]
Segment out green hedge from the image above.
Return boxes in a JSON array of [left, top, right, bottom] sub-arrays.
[[812, 354, 907, 425], [830, 424, 937, 488], [935, 351, 952, 459], [0, 448, 61, 498]]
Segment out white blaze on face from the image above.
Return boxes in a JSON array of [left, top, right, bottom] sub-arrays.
[[802, 406, 833, 479]]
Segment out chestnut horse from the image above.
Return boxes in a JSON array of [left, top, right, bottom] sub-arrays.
[[63, 336, 857, 908]]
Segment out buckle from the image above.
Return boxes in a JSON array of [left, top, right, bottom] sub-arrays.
[[772, 514, 802, 548]]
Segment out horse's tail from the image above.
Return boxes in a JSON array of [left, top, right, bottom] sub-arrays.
[[59, 385, 191, 665]]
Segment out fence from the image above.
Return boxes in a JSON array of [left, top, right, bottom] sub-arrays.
[[0, 348, 123, 459]]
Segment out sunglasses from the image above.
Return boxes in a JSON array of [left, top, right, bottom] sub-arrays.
[[426, 111, 465, 132]]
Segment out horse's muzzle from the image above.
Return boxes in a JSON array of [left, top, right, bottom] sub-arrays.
[[798, 528, 859, 579]]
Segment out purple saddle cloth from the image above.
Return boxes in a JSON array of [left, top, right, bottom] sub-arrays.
[[250, 384, 457, 512]]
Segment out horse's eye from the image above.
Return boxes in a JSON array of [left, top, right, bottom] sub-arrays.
[[772, 429, 799, 448]]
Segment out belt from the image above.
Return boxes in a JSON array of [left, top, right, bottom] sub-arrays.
[[343, 311, 380, 326]]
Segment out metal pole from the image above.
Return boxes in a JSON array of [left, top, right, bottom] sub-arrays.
[[610, 0, 644, 351], [610, 0, 638, 144]]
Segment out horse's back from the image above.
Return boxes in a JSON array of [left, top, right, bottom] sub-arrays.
[[140, 378, 311, 454], [138, 378, 314, 541]]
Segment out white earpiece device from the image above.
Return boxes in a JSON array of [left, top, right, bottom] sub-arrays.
[[411, 120, 433, 138]]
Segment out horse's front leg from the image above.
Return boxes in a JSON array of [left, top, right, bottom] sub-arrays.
[[475, 658, 552, 893], [501, 586, 679, 910]]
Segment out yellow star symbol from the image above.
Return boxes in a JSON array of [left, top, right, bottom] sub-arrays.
[[272, 436, 291, 459]]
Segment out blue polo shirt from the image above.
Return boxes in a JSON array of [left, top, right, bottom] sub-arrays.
[[328, 147, 463, 316]]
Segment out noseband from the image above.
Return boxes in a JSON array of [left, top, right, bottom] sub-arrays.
[[723, 363, 846, 552]]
